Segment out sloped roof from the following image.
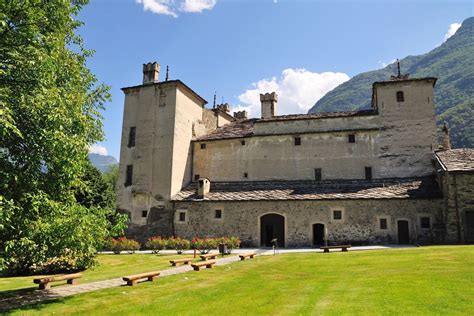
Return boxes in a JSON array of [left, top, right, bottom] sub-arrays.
[[172, 177, 441, 202], [435, 149, 474, 172], [194, 109, 377, 141]]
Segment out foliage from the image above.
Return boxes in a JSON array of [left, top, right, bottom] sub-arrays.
[[102, 164, 119, 195], [167, 237, 191, 254], [108, 237, 140, 254], [0, 0, 124, 275], [191, 238, 216, 254], [75, 162, 115, 209], [220, 236, 241, 250], [145, 236, 168, 254], [308, 17, 474, 148]]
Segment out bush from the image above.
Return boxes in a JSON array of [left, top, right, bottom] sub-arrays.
[[219, 236, 241, 252], [108, 237, 140, 254], [167, 237, 190, 254], [145, 236, 167, 254], [191, 237, 219, 254]]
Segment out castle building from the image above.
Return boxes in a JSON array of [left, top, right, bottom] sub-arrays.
[[117, 62, 474, 247]]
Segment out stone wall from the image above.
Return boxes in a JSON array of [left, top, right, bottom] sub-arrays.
[[442, 172, 474, 243], [173, 198, 444, 247], [193, 79, 438, 182]]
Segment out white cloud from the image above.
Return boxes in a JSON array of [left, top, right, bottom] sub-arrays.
[[89, 144, 108, 156], [378, 59, 396, 68], [444, 22, 461, 41], [136, 0, 217, 17], [180, 0, 216, 13], [235, 68, 350, 118]]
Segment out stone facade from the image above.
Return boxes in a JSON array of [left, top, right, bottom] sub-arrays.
[[173, 199, 444, 247], [117, 62, 473, 246]]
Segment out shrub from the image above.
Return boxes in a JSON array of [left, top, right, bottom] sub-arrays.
[[145, 236, 167, 254], [108, 237, 140, 254], [1, 197, 124, 275], [217, 236, 241, 254], [191, 237, 219, 254], [167, 237, 190, 254]]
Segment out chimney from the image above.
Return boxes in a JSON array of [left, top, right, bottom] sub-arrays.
[[233, 110, 248, 120], [217, 103, 231, 113], [442, 122, 451, 151], [260, 92, 278, 119], [197, 178, 210, 198], [142, 62, 160, 85]]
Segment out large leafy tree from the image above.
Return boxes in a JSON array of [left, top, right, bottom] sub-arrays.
[[0, 0, 125, 275]]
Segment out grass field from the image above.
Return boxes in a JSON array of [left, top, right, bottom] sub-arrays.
[[0, 253, 194, 292], [4, 246, 474, 315]]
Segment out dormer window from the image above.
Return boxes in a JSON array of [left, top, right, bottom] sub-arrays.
[[396, 91, 405, 102]]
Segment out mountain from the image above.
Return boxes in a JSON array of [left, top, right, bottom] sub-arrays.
[[88, 153, 118, 172], [309, 17, 474, 148]]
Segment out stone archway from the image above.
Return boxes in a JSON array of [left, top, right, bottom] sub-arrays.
[[260, 213, 285, 247]]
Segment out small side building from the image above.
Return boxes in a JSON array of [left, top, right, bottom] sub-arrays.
[[435, 149, 474, 243]]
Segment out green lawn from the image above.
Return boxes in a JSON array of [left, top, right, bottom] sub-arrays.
[[5, 246, 474, 315], [0, 253, 197, 292]]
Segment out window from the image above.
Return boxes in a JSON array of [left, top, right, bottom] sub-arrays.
[[380, 218, 388, 229], [179, 212, 186, 222], [244, 172, 248, 178], [365, 167, 372, 180], [420, 217, 431, 229], [348, 134, 355, 143], [315, 168, 322, 181], [294, 137, 301, 146], [125, 165, 133, 187], [194, 174, 200, 181], [142, 210, 148, 218], [333, 210, 342, 220], [241, 140, 246, 145], [200, 143, 206, 149], [215, 209, 222, 219], [396, 91, 405, 102], [128, 127, 136, 148]]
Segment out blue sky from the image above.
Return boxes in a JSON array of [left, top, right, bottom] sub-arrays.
[[79, 0, 473, 160]]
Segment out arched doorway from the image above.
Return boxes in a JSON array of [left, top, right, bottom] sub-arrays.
[[260, 214, 285, 247], [397, 220, 410, 244], [313, 223, 325, 246]]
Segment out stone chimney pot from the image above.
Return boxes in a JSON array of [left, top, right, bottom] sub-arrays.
[[233, 110, 248, 120], [442, 122, 451, 151], [260, 92, 278, 119], [197, 178, 210, 198], [143, 62, 160, 85]]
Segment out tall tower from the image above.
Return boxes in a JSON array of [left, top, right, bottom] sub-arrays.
[[117, 62, 207, 237], [372, 76, 438, 178]]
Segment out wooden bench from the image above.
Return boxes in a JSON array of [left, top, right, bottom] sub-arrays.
[[199, 253, 220, 261], [122, 271, 160, 286], [33, 273, 82, 290], [191, 260, 216, 271], [169, 258, 193, 267], [320, 245, 351, 253], [239, 252, 256, 260]]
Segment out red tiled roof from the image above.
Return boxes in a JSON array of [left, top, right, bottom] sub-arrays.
[[172, 177, 441, 202]]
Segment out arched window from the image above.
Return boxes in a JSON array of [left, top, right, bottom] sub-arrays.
[[396, 91, 405, 102]]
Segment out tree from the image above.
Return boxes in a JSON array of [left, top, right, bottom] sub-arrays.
[[0, 0, 126, 275], [75, 162, 115, 210], [102, 164, 119, 204]]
